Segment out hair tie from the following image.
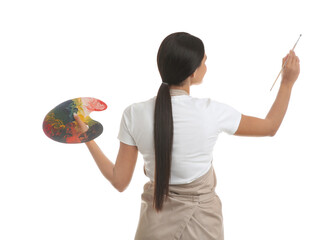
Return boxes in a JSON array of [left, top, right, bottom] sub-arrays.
[[162, 82, 169, 86]]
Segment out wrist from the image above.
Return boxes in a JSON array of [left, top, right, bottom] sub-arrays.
[[280, 79, 294, 90], [85, 140, 95, 147]]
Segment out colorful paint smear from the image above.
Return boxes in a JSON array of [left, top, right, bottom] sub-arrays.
[[43, 97, 107, 143]]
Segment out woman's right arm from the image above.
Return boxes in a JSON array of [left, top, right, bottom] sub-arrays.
[[234, 50, 300, 137]]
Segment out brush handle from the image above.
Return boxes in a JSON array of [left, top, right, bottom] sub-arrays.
[[270, 63, 286, 91]]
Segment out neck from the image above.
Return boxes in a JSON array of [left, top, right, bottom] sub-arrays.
[[169, 88, 189, 96], [169, 79, 190, 95]]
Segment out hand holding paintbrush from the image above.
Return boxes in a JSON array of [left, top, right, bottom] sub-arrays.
[[279, 49, 300, 89], [270, 34, 301, 91]]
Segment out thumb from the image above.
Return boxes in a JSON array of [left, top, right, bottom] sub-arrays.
[[73, 113, 87, 129]]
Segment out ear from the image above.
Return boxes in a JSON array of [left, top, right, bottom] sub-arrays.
[[190, 68, 198, 78]]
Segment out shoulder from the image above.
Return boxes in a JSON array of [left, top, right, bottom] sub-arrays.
[[191, 97, 240, 119], [123, 97, 156, 115]]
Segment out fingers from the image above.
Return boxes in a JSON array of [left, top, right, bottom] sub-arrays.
[[285, 50, 300, 66], [296, 56, 300, 62], [283, 49, 300, 68], [290, 50, 300, 65]]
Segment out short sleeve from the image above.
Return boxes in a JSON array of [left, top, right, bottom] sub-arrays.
[[213, 100, 242, 135], [117, 106, 137, 146]]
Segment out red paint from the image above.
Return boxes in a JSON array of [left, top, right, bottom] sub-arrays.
[[86, 99, 107, 112]]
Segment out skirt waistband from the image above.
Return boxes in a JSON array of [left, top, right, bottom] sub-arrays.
[[143, 165, 217, 203]]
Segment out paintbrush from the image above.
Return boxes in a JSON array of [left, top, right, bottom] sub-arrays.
[[270, 34, 302, 91]]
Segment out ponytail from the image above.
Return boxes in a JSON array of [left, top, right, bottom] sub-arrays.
[[153, 82, 173, 212], [153, 32, 204, 212]]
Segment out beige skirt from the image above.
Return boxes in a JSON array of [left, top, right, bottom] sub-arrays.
[[135, 166, 224, 240]]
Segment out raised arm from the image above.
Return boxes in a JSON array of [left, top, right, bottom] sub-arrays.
[[234, 50, 300, 137]]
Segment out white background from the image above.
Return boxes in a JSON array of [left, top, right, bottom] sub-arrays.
[[1, 0, 333, 239]]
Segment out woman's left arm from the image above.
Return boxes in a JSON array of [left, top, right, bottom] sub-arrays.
[[74, 114, 138, 192], [85, 141, 138, 192]]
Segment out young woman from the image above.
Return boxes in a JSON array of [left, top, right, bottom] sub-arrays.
[[74, 32, 300, 239]]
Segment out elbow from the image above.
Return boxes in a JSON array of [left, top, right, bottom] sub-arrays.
[[267, 120, 278, 137], [269, 126, 278, 137], [269, 131, 276, 137], [116, 186, 126, 193], [111, 181, 127, 192]]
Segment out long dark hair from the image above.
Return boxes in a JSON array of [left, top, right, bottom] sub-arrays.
[[153, 32, 205, 211]]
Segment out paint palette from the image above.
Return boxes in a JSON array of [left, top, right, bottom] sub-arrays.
[[43, 97, 107, 143]]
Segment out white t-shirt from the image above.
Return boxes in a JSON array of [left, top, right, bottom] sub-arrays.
[[117, 92, 241, 184]]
